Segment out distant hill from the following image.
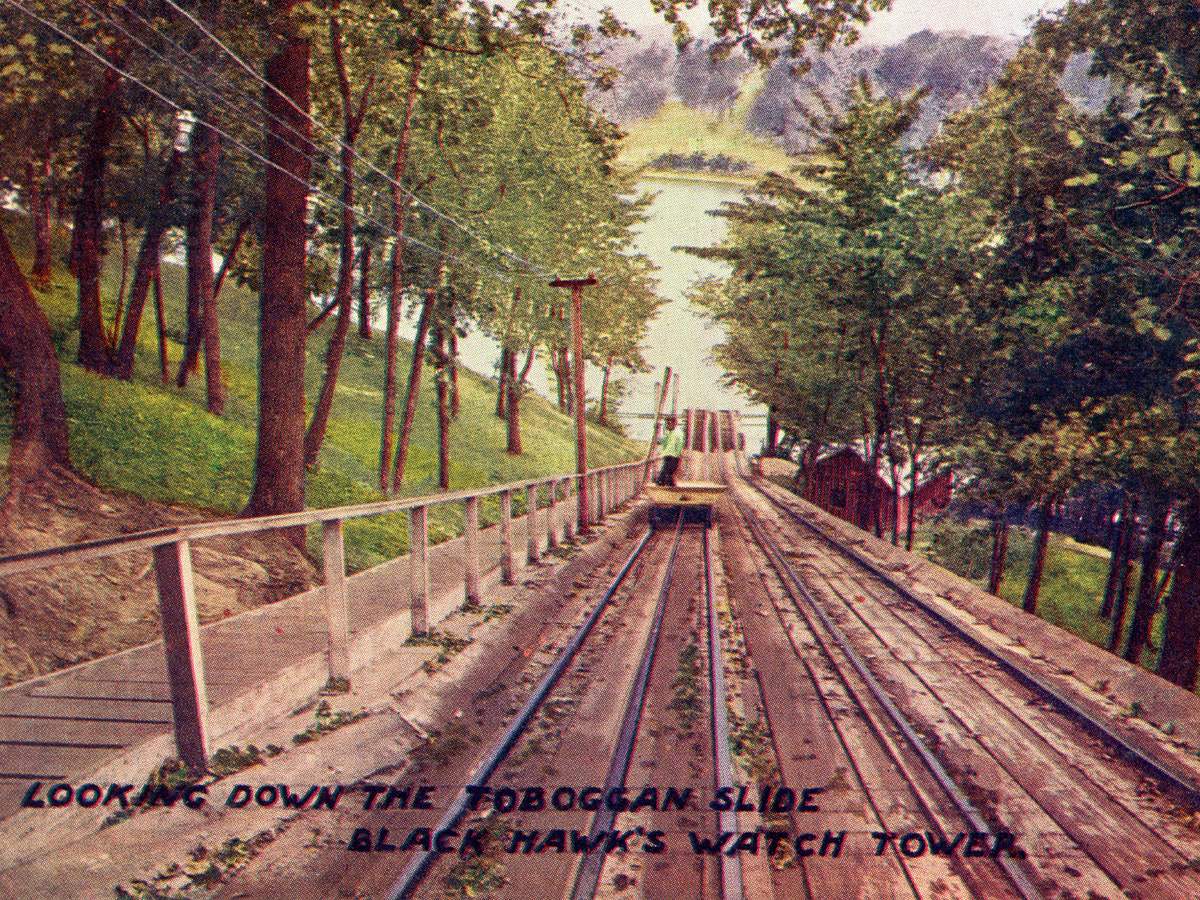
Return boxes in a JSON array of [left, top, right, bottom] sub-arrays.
[[601, 31, 1108, 175]]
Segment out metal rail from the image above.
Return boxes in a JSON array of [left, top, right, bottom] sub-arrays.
[[704, 526, 744, 900], [749, 475, 1200, 809], [733, 494, 1043, 900], [386, 526, 656, 900], [569, 512, 686, 900]]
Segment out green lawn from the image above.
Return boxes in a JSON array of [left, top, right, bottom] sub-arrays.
[[917, 517, 1167, 671], [0, 211, 642, 571], [619, 94, 798, 179]]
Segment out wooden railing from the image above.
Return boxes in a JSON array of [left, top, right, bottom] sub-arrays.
[[0, 458, 650, 769]]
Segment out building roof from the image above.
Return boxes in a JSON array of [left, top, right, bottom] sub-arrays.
[[813, 445, 951, 497]]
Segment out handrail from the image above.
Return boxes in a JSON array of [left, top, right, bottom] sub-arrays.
[[0, 458, 651, 578]]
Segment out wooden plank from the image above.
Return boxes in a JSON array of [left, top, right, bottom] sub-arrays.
[[526, 484, 539, 565], [321, 519, 350, 682], [546, 481, 558, 550], [409, 505, 429, 636], [786, 550, 1159, 897], [500, 489, 515, 585], [562, 478, 575, 544], [463, 495, 481, 606], [642, 366, 672, 482], [808, 557, 1200, 894], [152, 540, 209, 770]]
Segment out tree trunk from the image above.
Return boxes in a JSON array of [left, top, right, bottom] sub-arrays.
[[379, 48, 423, 491], [988, 514, 1010, 596], [112, 219, 130, 344], [1022, 496, 1056, 614], [178, 122, 221, 399], [1158, 496, 1200, 689], [888, 451, 900, 546], [390, 285, 434, 491], [0, 222, 71, 505], [434, 324, 450, 490], [115, 142, 183, 380], [905, 451, 919, 551], [152, 264, 168, 383], [303, 14, 366, 469], [1100, 495, 1131, 619], [553, 346, 566, 411], [448, 328, 459, 419], [357, 242, 372, 339], [506, 346, 522, 455], [75, 65, 123, 374], [1124, 494, 1170, 664], [26, 156, 52, 285], [766, 408, 779, 455], [243, 4, 312, 548], [598, 357, 612, 427], [496, 347, 509, 419], [212, 215, 250, 302], [1107, 500, 1137, 652]]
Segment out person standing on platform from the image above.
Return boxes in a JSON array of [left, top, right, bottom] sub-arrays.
[[657, 416, 685, 486]]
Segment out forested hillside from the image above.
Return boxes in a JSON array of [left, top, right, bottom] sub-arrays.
[[690, 1, 1200, 692], [602, 29, 1108, 174]]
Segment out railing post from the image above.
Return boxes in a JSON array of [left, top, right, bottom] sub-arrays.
[[563, 478, 576, 543], [500, 489, 515, 584], [409, 505, 429, 636], [153, 539, 210, 771], [464, 495, 481, 606], [526, 484, 539, 564], [546, 481, 559, 550], [596, 470, 607, 522], [321, 519, 350, 682]]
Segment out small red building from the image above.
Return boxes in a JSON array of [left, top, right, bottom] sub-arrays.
[[801, 447, 952, 533]]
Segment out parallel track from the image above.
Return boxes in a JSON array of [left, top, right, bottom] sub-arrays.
[[392, 507, 747, 900], [749, 474, 1200, 808], [731, 491, 1041, 899], [728, 464, 1200, 898], [387, 526, 657, 900]]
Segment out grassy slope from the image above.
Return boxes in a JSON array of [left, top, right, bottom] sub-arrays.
[[618, 69, 797, 179], [915, 518, 1167, 671], [0, 212, 641, 571]]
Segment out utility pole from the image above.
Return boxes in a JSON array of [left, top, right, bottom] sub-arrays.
[[551, 273, 597, 532], [643, 366, 672, 483]]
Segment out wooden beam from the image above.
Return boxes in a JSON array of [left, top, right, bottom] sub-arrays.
[[499, 489, 514, 585], [643, 367, 672, 482], [546, 480, 559, 550], [321, 519, 350, 682], [409, 505, 429, 636], [526, 484, 539, 565], [562, 478, 575, 544], [551, 274, 597, 532], [153, 540, 210, 771], [463, 495, 480, 606]]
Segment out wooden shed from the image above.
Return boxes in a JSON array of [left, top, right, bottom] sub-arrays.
[[801, 446, 952, 532]]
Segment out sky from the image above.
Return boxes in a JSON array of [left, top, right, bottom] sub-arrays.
[[574, 0, 1069, 45]]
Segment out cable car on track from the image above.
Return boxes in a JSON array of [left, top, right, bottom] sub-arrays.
[[646, 481, 726, 528]]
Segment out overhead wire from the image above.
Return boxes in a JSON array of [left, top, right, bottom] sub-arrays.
[[119, 0, 551, 282], [86, 0, 554, 286], [159, 0, 556, 280], [0, 0, 540, 294]]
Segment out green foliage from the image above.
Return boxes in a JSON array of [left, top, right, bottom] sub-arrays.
[[208, 744, 283, 778], [921, 519, 994, 581], [0, 212, 640, 571], [291, 700, 369, 745]]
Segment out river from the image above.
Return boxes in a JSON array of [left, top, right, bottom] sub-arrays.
[[448, 175, 768, 450]]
